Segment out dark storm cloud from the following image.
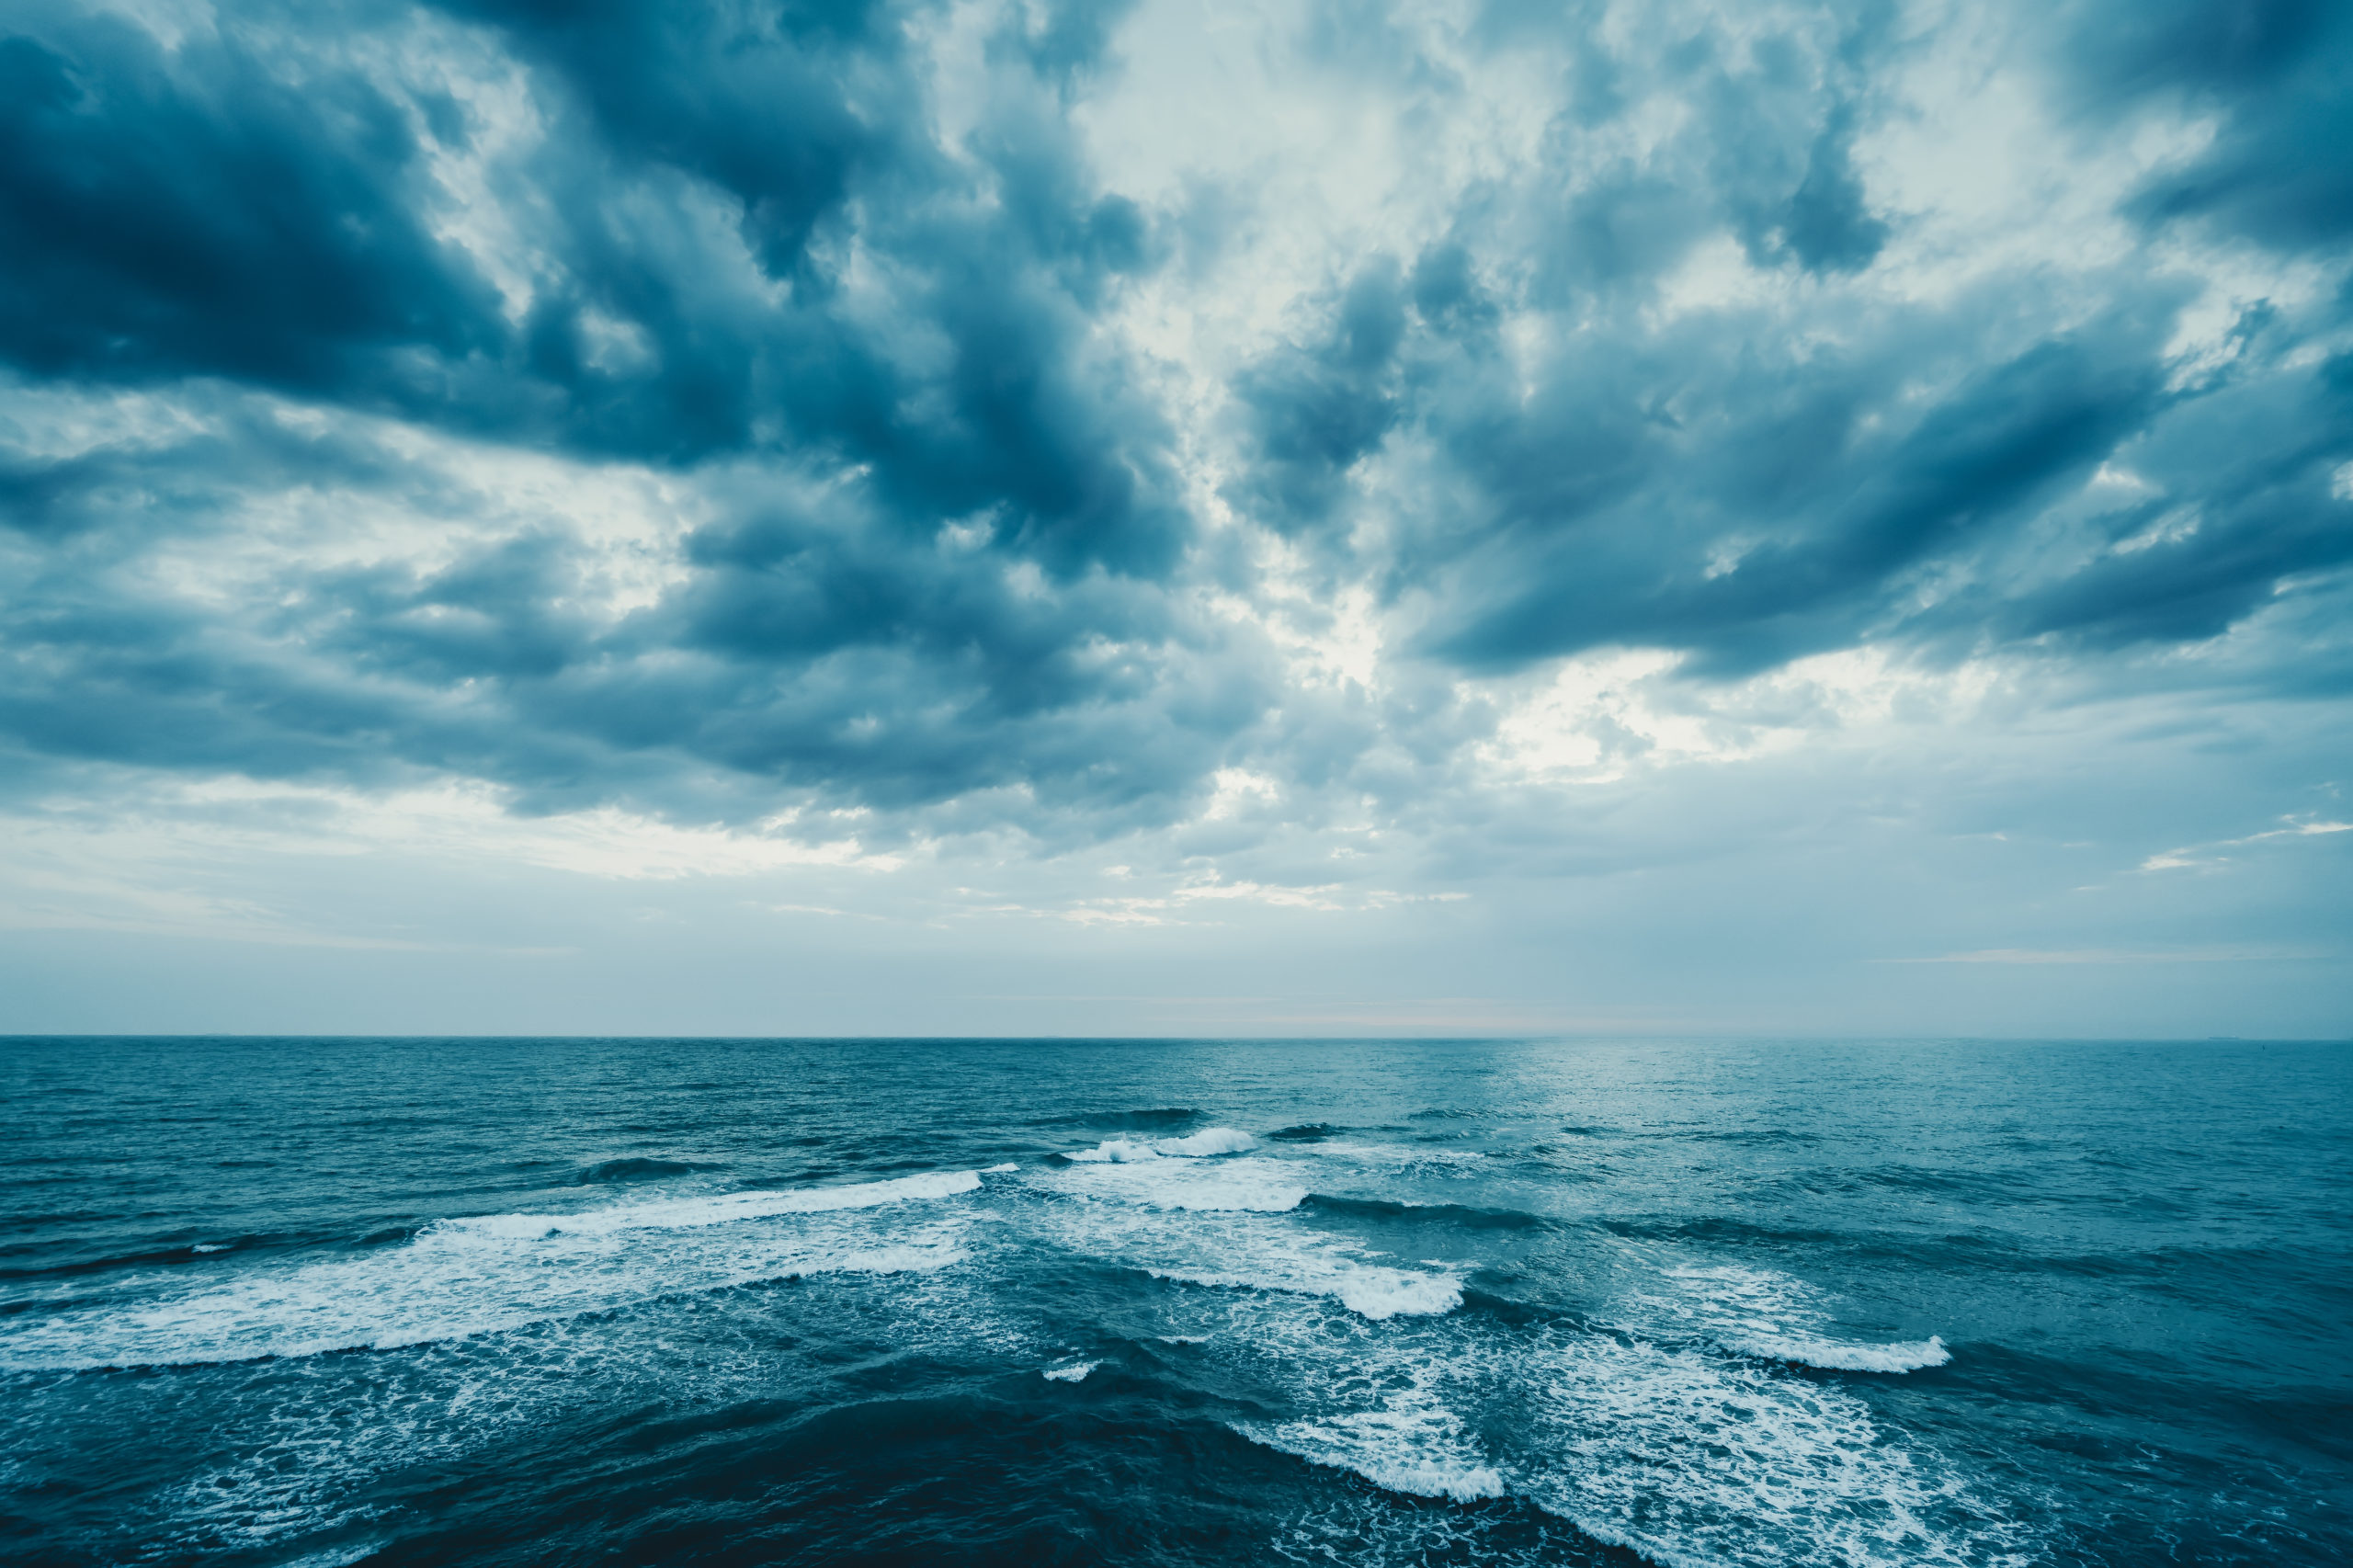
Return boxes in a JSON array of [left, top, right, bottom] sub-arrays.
[[0, 403, 1264, 828], [0, 15, 497, 390], [0, 0, 1251, 828], [0, 0, 1188, 562], [1413, 307, 2179, 673], [1370, 265, 2351, 677], [1226, 259, 1410, 537], [452, 0, 1187, 574], [1219, 0, 2353, 687], [2070, 0, 2353, 252], [0, 0, 2347, 840]]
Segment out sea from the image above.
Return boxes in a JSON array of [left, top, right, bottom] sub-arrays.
[[1, 1036, 2346, 1568]]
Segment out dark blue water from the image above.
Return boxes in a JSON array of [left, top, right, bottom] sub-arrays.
[[1, 1038, 2346, 1568]]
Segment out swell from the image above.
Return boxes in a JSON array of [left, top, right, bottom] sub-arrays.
[[1958, 1342, 2353, 1462], [1726, 1331, 1949, 1374], [1059, 1128, 1258, 1164], [0, 1170, 989, 1372], [435, 1169, 982, 1240], [1265, 1122, 1341, 1142], [1602, 1216, 2350, 1307], [1302, 1192, 1552, 1232], [574, 1157, 722, 1186], [1208, 1301, 2026, 1568], [1030, 1108, 1202, 1131], [0, 1243, 256, 1285]]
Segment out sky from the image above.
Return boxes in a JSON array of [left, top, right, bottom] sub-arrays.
[[0, 0, 2347, 1038]]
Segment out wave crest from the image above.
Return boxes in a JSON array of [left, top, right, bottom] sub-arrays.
[[1728, 1333, 1950, 1373], [436, 1170, 982, 1242], [1064, 1127, 1257, 1162]]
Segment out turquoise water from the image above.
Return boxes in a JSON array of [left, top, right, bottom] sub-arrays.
[[2, 1036, 2347, 1566]]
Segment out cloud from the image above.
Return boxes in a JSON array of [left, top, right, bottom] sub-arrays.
[[0, 0, 2347, 1038], [0, 0, 1279, 833], [2140, 816, 2353, 871], [0, 12, 499, 391], [2075, 0, 2353, 253]]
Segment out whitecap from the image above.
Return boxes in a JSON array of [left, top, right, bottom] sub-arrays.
[[1206, 1295, 2030, 1568], [1254, 1412, 1506, 1504], [1233, 1318, 1503, 1502], [1510, 1329, 2026, 1568], [1041, 1358, 1099, 1382], [1624, 1263, 1953, 1374], [1063, 1126, 1257, 1162], [435, 1169, 982, 1242], [1148, 1259, 1461, 1322], [0, 1176, 984, 1371], [1728, 1331, 1950, 1373], [1021, 1168, 1460, 1322], [1044, 1155, 1306, 1212]]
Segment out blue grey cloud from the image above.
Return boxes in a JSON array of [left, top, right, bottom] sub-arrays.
[[0, 0, 1264, 832], [0, 0, 2347, 858]]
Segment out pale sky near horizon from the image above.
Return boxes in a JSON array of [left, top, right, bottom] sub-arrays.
[[0, 0, 2347, 1037]]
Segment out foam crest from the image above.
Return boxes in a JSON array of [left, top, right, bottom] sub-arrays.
[[0, 1184, 981, 1371], [1201, 1291, 2029, 1568], [1254, 1407, 1506, 1504], [1511, 1328, 2029, 1568], [1023, 1173, 1461, 1322], [1246, 1347, 1504, 1504], [1064, 1127, 1257, 1162], [1149, 1257, 1461, 1322], [1731, 1331, 1950, 1373], [1627, 1263, 1953, 1375], [1045, 1155, 1307, 1212], [1041, 1358, 1099, 1382], [436, 1169, 982, 1241]]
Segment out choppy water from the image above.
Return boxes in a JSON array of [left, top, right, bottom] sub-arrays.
[[2, 1037, 2347, 1568]]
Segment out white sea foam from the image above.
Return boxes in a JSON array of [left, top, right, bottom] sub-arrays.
[[1331, 1267, 1463, 1320], [436, 1169, 982, 1241], [1256, 1417, 1506, 1504], [1252, 1395, 1505, 1503], [1203, 1288, 2029, 1568], [1023, 1165, 1461, 1322], [1064, 1126, 1258, 1162], [1731, 1332, 1951, 1373], [0, 1175, 984, 1371], [1045, 1155, 1307, 1212], [1625, 1263, 1954, 1375], [982, 1163, 1018, 1173], [1041, 1358, 1099, 1382], [1511, 1328, 2029, 1568], [1225, 1301, 1506, 1505], [1148, 1259, 1461, 1322]]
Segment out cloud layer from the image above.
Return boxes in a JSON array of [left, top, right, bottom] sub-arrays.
[[1, 0, 2347, 1030]]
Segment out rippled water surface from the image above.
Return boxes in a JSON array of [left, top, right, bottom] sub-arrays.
[[2, 1036, 2347, 1567]]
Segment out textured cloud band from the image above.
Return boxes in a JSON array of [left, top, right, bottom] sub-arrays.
[[2, 0, 2347, 849]]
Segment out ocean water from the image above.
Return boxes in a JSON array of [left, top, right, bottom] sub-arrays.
[[1, 1037, 2347, 1568]]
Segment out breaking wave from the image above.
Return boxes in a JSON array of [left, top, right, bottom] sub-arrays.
[[0, 1171, 983, 1371], [1063, 1127, 1259, 1162]]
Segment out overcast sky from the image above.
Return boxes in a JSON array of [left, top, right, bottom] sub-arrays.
[[1, 0, 2347, 1037]]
